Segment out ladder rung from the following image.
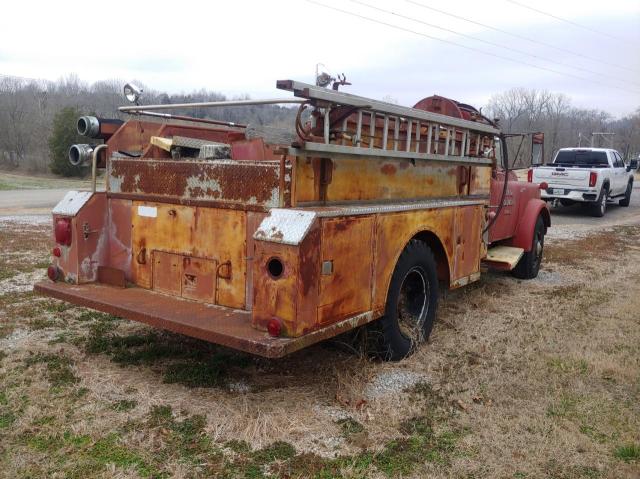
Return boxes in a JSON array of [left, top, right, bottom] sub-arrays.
[[382, 115, 389, 150], [324, 106, 331, 144], [369, 111, 375, 149], [393, 117, 400, 151]]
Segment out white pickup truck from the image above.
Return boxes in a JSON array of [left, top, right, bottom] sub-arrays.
[[530, 148, 637, 217]]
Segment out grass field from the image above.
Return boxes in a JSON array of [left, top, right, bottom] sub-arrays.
[[0, 171, 90, 191], [0, 218, 638, 478]]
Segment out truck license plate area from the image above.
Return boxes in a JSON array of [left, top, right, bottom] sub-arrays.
[[552, 188, 565, 195], [152, 251, 216, 303]]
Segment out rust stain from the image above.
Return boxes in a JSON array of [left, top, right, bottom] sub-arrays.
[[381, 164, 397, 175], [110, 159, 286, 208]]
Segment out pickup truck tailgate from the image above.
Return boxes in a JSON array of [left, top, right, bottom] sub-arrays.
[[532, 167, 589, 187]]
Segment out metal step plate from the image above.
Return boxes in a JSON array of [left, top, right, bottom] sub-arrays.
[[483, 246, 524, 270]]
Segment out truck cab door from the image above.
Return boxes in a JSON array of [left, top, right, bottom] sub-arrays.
[[611, 151, 626, 195]]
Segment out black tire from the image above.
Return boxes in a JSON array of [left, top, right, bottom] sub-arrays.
[[512, 216, 545, 280], [590, 185, 608, 217], [376, 240, 439, 361], [619, 181, 633, 207]]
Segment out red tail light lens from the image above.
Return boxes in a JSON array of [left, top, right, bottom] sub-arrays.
[[47, 265, 59, 281], [54, 218, 72, 246], [267, 318, 282, 337], [527, 169, 533, 182], [589, 171, 597, 187], [52, 246, 61, 257]]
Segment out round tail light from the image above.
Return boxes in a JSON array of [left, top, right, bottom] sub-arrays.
[[267, 318, 282, 337], [47, 265, 59, 281]]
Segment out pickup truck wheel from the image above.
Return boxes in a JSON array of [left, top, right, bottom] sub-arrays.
[[376, 240, 438, 361], [619, 181, 633, 207], [512, 216, 545, 280], [590, 186, 608, 217]]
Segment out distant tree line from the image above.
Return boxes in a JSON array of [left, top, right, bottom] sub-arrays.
[[0, 74, 638, 175], [486, 88, 640, 167], [0, 75, 297, 175]]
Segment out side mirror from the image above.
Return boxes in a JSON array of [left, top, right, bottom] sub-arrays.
[[630, 159, 638, 171], [531, 132, 544, 166]]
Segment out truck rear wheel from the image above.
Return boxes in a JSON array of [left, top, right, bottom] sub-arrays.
[[590, 186, 608, 217], [619, 181, 632, 207], [376, 240, 438, 361], [512, 216, 545, 280]]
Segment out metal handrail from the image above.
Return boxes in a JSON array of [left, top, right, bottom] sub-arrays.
[[91, 144, 108, 193], [119, 98, 304, 112]]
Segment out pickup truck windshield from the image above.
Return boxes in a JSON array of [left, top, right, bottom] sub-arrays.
[[553, 150, 609, 167]]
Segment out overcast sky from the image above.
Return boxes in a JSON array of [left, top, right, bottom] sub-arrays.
[[1, 0, 638, 117]]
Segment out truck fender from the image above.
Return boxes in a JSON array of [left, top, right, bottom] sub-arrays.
[[508, 199, 550, 251]]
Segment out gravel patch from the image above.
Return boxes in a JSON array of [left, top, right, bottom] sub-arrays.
[[530, 269, 566, 285], [0, 328, 30, 350], [0, 214, 50, 225], [0, 269, 45, 295], [313, 404, 352, 422], [364, 370, 428, 399], [227, 381, 251, 394]]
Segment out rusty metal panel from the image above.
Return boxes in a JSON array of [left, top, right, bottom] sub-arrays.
[[106, 121, 164, 158], [294, 156, 461, 204], [191, 207, 246, 309], [131, 203, 246, 309], [293, 157, 318, 203], [107, 198, 132, 281], [452, 205, 482, 282], [182, 256, 216, 302], [245, 211, 267, 310], [252, 243, 299, 333], [469, 166, 491, 195], [109, 158, 286, 210], [75, 194, 109, 283], [318, 216, 373, 324], [372, 208, 455, 311], [69, 193, 109, 284], [252, 219, 321, 337], [97, 266, 126, 288], [35, 281, 376, 358], [153, 251, 182, 295]]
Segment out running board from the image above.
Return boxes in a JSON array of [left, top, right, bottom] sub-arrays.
[[482, 246, 524, 271]]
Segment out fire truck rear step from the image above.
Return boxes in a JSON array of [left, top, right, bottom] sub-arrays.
[[34, 281, 374, 358], [482, 246, 524, 270]]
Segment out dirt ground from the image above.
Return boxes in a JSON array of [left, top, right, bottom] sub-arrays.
[[0, 208, 639, 478]]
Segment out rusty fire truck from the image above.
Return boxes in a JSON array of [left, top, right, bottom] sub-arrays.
[[35, 78, 550, 360]]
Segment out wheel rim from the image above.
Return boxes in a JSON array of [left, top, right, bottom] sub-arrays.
[[533, 229, 544, 270], [396, 266, 429, 342], [600, 193, 606, 214]]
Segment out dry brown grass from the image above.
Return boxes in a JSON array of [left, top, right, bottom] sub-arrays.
[[0, 218, 638, 478]]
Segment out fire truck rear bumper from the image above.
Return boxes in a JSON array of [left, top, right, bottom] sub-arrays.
[[34, 281, 373, 358]]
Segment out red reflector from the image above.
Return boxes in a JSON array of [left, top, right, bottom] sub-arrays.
[[47, 265, 59, 281], [589, 171, 597, 187], [52, 246, 61, 257], [54, 218, 72, 246], [539, 182, 548, 190], [267, 318, 282, 337], [527, 169, 533, 182]]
